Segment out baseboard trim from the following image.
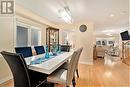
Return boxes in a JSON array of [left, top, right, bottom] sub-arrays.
[[79, 61, 93, 65], [0, 75, 13, 84]]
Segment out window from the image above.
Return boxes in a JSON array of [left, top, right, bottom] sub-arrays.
[[31, 27, 41, 46], [16, 22, 41, 47], [16, 26, 28, 47]]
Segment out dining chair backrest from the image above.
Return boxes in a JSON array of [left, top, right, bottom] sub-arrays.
[[76, 48, 83, 67], [61, 45, 70, 52], [34, 46, 45, 55], [66, 48, 81, 86], [15, 47, 33, 58], [1, 51, 31, 87]]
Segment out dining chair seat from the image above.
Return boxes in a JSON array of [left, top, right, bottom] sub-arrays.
[[61, 62, 80, 78], [47, 69, 67, 85]]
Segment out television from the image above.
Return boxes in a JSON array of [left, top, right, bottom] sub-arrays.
[[120, 31, 130, 41]]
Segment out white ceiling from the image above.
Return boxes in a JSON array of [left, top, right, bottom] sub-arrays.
[[16, 0, 129, 34]]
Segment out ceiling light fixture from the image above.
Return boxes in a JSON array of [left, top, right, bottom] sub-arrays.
[[59, 7, 73, 24]]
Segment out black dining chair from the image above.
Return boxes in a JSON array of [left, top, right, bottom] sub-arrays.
[[34, 46, 45, 55], [1, 51, 47, 87], [60, 45, 71, 52], [15, 47, 33, 58]]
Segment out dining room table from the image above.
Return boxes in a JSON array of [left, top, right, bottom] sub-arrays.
[[25, 52, 73, 74]]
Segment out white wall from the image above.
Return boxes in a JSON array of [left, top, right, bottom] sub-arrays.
[[0, 17, 14, 84], [58, 22, 94, 64]]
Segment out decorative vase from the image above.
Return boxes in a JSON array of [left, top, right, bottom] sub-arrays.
[[45, 45, 49, 58]]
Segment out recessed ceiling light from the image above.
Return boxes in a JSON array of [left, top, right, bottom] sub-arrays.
[[110, 14, 115, 17]]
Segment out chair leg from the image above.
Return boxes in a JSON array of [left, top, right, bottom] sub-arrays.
[[72, 77, 76, 87], [76, 69, 79, 78]]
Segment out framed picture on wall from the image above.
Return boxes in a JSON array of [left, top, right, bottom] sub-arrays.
[[102, 40, 107, 46], [96, 41, 101, 45], [108, 41, 115, 45]]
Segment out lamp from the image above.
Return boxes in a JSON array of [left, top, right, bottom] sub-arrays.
[[59, 7, 73, 24]]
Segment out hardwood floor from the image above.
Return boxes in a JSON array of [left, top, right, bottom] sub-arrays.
[[0, 80, 13, 87], [0, 57, 130, 87], [76, 59, 130, 87]]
